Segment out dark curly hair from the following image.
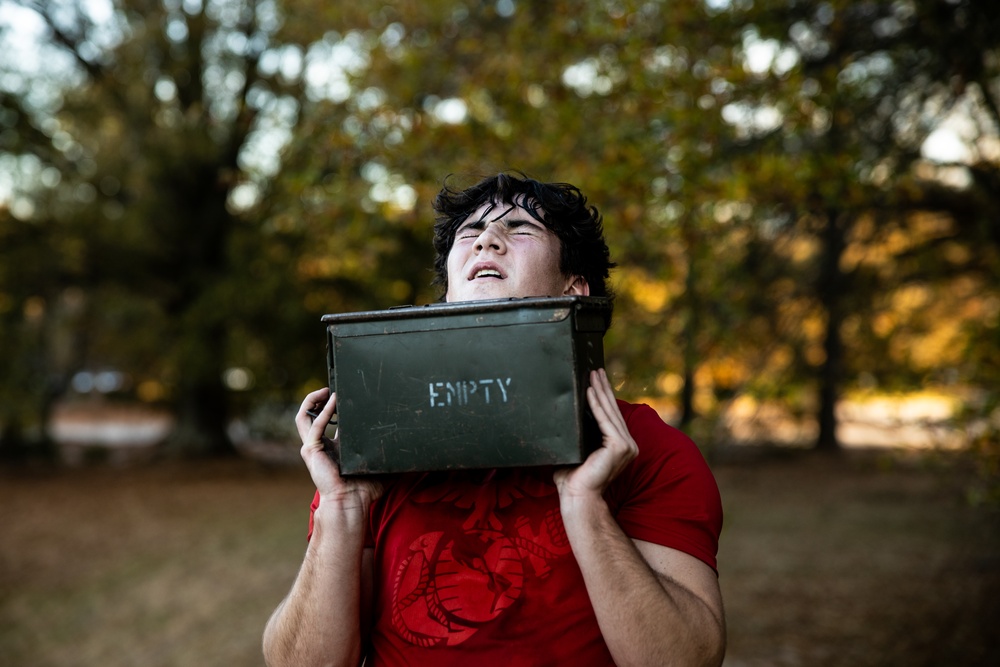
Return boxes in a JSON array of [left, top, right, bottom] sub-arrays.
[[432, 172, 615, 307]]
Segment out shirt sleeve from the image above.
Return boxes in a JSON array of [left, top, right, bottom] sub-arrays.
[[307, 490, 320, 541], [307, 490, 379, 549], [606, 401, 723, 572]]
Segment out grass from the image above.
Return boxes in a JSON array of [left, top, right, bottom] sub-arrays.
[[0, 462, 312, 667], [1, 449, 997, 667]]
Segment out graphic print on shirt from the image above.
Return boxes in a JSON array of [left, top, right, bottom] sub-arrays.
[[389, 472, 572, 647]]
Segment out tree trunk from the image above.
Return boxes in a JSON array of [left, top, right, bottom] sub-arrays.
[[679, 222, 699, 428], [166, 377, 233, 458], [680, 363, 696, 428], [161, 316, 235, 458], [816, 207, 847, 452], [159, 166, 237, 458]]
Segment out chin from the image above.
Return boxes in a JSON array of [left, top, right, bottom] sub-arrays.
[[448, 283, 513, 302]]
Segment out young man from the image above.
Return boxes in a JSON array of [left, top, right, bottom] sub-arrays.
[[263, 173, 725, 667]]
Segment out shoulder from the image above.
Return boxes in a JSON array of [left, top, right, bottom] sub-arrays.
[[608, 399, 723, 569], [611, 399, 714, 488], [615, 399, 700, 459]]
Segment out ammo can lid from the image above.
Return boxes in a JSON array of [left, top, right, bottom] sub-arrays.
[[320, 296, 612, 331]]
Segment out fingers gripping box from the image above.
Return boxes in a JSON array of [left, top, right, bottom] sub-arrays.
[[321, 296, 611, 475]]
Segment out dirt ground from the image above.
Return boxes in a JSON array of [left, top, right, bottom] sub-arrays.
[[1, 447, 997, 667]]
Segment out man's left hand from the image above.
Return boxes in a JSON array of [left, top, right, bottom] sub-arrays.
[[554, 368, 638, 498]]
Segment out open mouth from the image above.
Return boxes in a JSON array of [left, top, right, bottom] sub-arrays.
[[474, 268, 503, 279], [469, 263, 505, 280]]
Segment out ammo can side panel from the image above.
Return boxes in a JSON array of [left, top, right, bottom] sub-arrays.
[[330, 317, 582, 475], [573, 327, 607, 460]]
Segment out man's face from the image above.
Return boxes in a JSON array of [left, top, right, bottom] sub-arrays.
[[444, 199, 589, 303]]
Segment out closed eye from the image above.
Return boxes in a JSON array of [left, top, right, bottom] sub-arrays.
[[454, 216, 546, 240], [456, 222, 485, 239], [505, 220, 545, 235]]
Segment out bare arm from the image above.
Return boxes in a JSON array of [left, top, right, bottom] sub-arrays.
[[262, 389, 384, 667], [554, 370, 726, 667]]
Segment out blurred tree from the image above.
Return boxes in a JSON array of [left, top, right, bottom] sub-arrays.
[[270, 0, 758, 432], [715, 0, 1000, 449], [0, 0, 331, 456], [0, 207, 61, 459], [3, 0, 995, 460]]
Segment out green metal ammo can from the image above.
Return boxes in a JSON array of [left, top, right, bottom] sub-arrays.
[[321, 296, 612, 475]]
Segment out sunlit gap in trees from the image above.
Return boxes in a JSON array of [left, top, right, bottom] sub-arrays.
[[725, 22, 989, 172], [919, 94, 1000, 189]]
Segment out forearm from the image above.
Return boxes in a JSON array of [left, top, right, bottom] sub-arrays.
[[561, 495, 725, 667], [262, 503, 370, 667]]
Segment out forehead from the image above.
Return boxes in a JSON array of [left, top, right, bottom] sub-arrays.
[[460, 196, 546, 226]]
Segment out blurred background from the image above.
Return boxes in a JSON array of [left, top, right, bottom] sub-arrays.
[[0, 1, 997, 665]]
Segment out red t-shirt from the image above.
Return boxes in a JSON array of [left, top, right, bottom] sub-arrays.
[[308, 400, 722, 666]]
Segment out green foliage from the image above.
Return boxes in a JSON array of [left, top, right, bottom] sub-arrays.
[[0, 0, 332, 454], [0, 0, 997, 456]]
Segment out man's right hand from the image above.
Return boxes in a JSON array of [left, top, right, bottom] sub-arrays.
[[296, 388, 384, 511], [264, 389, 380, 667]]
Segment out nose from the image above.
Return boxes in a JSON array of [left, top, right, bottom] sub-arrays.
[[474, 221, 506, 254]]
